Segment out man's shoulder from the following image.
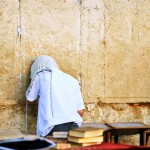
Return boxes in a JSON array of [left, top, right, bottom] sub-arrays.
[[54, 68, 78, 80], [52, 68, 79, 87]]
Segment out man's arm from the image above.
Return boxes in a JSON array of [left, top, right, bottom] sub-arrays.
[[77, 109, 85, 117], [26, 77, 40, 102]]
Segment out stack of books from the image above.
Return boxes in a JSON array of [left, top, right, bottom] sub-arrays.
[[67, 126, 104, 146]]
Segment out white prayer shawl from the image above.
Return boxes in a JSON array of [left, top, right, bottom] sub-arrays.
[[26, 55, 85, 136], [30, 55, 59, 79]]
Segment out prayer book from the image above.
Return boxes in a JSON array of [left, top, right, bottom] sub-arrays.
[[67, 136, 103, 143], [68, 126, 103, 138], [52, 132, 68, 138], [79, 142, 102, 147]]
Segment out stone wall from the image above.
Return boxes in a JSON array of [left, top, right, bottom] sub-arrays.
[[0, 0, 150, 145]]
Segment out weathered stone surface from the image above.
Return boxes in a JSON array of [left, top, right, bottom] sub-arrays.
[[80, 0, 105, 102], [0, 0, 19, 105], [103, 0, 150, 103], [0, 105, 24, 129], [0, 128, 23, 140], [0, 0, 149, 104], [21, 0, 80, 79], [0, 0, 150, 145]]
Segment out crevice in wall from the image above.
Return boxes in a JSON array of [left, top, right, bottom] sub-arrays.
[[18, 0, 22, 42], [78, 0, 83, 91], [85, 102, 97, 111], [102, 0, 106, 99], [16, 0, 23, 101]]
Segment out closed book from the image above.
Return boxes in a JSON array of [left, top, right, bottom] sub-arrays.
[[69, 126, 103, 138], [80, 142, 102, 147], [52, 132, 68, 138], [68, 136, 103, 143]]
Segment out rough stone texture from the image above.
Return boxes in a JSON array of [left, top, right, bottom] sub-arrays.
[[0, 0, 149, 103], [104, 0, 150, 103], [0, 0, 150, 145], [0, 0, 19, 105], [0, 128, 23, 140], [0, 104, 25, 130], [21, 0, 80, 79], [83, 102, 150, 145], [80, 0, 105, 102]]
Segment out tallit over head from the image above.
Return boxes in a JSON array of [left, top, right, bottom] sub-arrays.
[[30, 55, 59, 79]]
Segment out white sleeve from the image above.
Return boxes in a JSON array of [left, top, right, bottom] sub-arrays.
[[26, 76, 40, 101], [76, 82, 85, 110]]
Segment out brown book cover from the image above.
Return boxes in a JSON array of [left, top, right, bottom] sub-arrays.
[[69, 126, 103, 138], [68, 135, 103, 143]]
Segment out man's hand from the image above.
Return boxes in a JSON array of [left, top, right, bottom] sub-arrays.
[[77, 109, 85, 117], [19, 100, 38, 105], [26, 100, 38, 105]]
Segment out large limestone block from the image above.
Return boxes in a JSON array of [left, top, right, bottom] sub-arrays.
[[80, 1, 105, 102], [21, 0, 81, 79], [104, 7, 136, 46], [0, 0, 20, 105], [103, 0, 150, 103], [105, 49, 150, 103]]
